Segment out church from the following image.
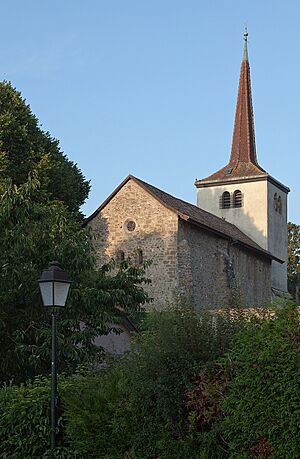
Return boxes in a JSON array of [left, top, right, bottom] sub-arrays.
[[86, 31, 289, 310]]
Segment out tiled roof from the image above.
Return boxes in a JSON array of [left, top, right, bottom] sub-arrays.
[[85, 175, 282, 263], [196, 162, 267, 185]]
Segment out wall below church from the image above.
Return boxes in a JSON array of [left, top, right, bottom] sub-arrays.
[[88, 179, 179, 309], [178, 220, 271, 308]]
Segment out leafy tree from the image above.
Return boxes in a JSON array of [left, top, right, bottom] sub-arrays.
[[288, 221, 300, 295], [0, 175, 150, 385], [0, 81, 90, 213]]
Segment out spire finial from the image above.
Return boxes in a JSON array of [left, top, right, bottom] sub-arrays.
[[243, 26, 248, 61]]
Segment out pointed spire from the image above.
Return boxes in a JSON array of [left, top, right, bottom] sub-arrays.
[[229, 28, 260, 166], [195, 29, 266, 187]]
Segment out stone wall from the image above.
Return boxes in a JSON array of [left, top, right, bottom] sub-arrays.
[[88, 179, 179, 309], [231, 243, 271, 306], [88, 178, 272, 311], [178, 220, 271, 308]]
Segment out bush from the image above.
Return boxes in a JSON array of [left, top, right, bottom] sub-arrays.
[[0, 376, 77, 458], [221, 303, 300, 459], [63, 305, 241, 458], [63, 367, 129, 458]]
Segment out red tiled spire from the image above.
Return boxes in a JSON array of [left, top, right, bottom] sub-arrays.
[[196, 30, 266, 186], [230, 29, 258, 164]]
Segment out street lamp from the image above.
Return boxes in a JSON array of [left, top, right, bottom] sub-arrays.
[[39, 261, 71, 450]]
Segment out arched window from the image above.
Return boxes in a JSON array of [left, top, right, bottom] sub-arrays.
[[135, 249, 143, 266], [116, 250, 125, 264], [277, 196, 282, 214], [274, 193, 278, 211], [220, 191, 231, 209], [233, 190, 243, 208]]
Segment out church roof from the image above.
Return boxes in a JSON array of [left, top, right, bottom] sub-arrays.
[[85, 174, 283, 263], [196, 30, 267, 186]]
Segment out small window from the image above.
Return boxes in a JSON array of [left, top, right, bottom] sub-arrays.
[[277, 196, 282, 214], [135, 249, 143, 266], [233, 190, 243, 208], [220, 191, 231, 209], [116, 250, 125, 264]]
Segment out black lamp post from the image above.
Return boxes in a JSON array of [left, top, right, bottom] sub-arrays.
[[39, 261, 71, 450]]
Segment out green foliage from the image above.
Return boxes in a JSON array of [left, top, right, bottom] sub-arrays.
[[63, 368, 130, 458], [0, 81, 90, 213], [288, 221, 300, 295], [0, 376, 76, 458], [221, 304, 300, 458], [63, 306, 239, 458], [2, 305, 299, 458], [0, 176, 150, 384], [123, 306, 238, 425]]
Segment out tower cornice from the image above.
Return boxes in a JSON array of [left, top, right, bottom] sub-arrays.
[[195, 174, 290, 194]]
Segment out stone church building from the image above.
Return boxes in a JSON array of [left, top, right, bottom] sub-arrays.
[[86, 32, 289, 310]]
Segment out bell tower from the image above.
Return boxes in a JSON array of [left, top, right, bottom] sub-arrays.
[[195, 30, 290, 293]]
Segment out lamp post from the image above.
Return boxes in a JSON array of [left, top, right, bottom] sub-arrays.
[[39, 261, 71, 450]]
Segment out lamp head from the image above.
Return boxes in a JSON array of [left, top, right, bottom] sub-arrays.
[[39, 261, 71, 308]]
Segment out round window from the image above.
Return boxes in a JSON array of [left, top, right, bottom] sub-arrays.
[[126, 220, 136, 232]]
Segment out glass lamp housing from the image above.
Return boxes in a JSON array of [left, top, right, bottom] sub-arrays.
[[39, 262, 71, 308]]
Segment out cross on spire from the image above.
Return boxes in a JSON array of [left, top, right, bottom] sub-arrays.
[[243, 26, 248, 61]]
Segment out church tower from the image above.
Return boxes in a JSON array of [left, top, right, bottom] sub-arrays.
[[195, 30, 290, 293]]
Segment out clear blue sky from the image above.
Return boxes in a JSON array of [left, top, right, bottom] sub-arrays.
[[1, 1, 299, 223]]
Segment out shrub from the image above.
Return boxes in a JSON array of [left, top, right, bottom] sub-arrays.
[[221, 303, 300, 459], [0, 375, 77, 458], [62, 305, 240, 458], [63, 367, 129, 458], [0, 305, 245, 458], [119, 305, 240, 458]]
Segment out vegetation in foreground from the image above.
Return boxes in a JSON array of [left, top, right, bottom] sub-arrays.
[[0, 303, 299, 459]]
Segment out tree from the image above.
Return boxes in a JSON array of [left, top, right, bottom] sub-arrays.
[[0, 81, 90, 213], [0, 83, 150, 385], [288, 221, 300, 295], [0, 167, 149, 386]]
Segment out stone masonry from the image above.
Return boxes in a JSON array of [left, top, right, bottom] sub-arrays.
[[88, 179, 179, 308], [178, 220, 271, 308], [87, 177, 273, 309]]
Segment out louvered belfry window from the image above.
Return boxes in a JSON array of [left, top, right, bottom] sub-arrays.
[[233, 190, 243, 208], [274, 193, 283, 214], [221, 191, 231, 209], [277, 196, 282, 214]]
